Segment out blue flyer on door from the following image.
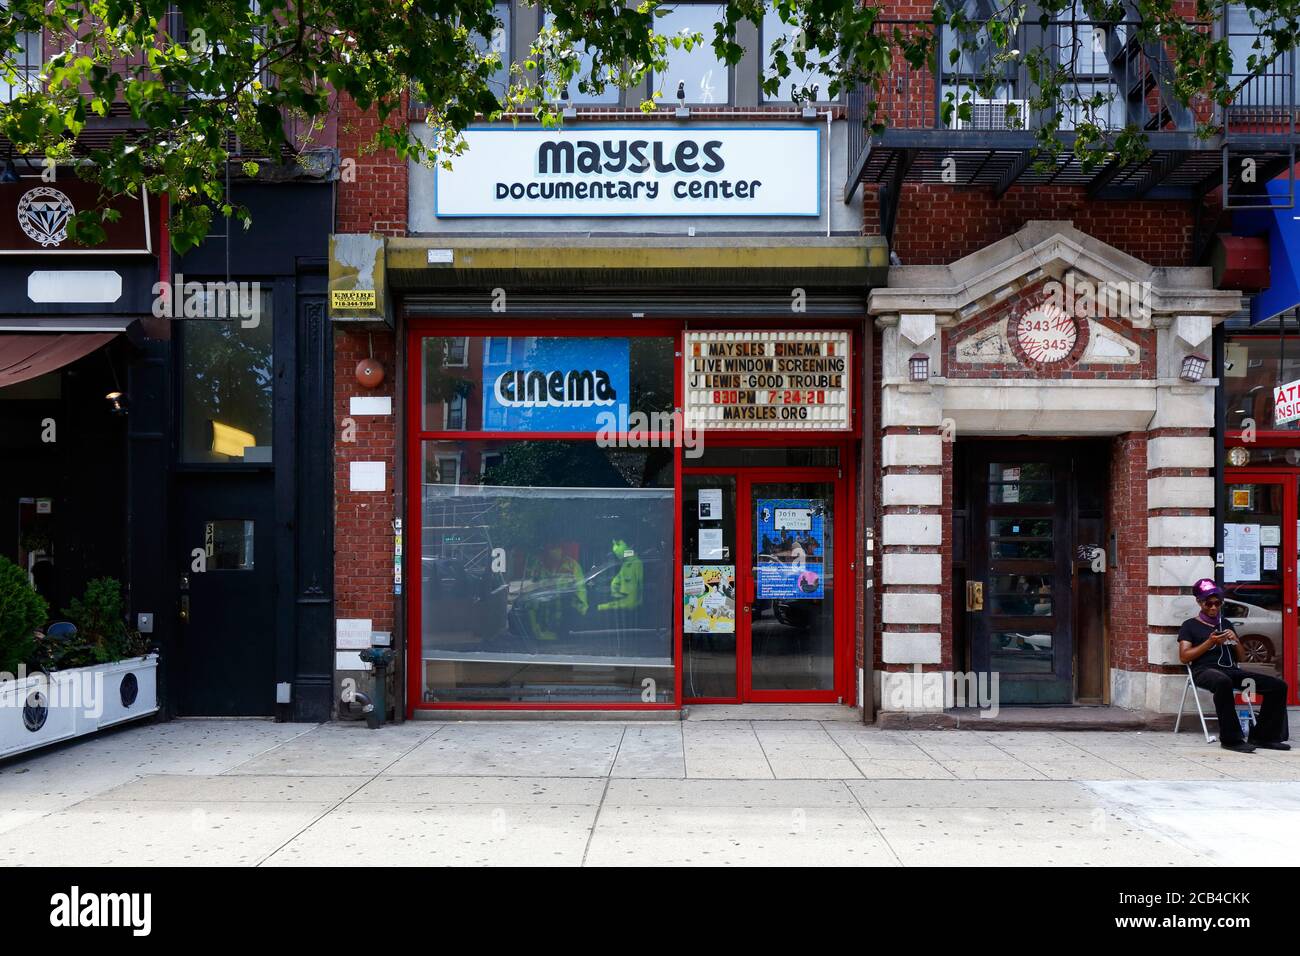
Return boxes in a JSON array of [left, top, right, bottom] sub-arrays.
[[755, 498, 825, 600]]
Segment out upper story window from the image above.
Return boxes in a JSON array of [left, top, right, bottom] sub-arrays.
[[471, 1, 512, 101], [1226, 3, 1298, 109], [760, 2, 837, 103], [1, 23, 41, 102], [938, 2, 1020, 129], [654, 3, 730, 105], [1054, 2, 1124, 131], [543, 10, 620, 105]]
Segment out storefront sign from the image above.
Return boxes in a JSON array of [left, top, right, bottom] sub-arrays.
[[683, 330, 850, 430], [1, 180, 153, 254], [755, 499, 825, 600], [435, 127, 820, 218], [1274, 378, 1300, 425], [331, 289, 376, 310], [481, 336, 630, 431]]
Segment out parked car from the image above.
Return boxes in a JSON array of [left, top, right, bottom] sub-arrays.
[[1220, 599, 1280, 664]]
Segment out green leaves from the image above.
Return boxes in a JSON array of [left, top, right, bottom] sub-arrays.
[[0, 0, 1296, 251]]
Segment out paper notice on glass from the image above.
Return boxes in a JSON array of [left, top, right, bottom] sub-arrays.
[[698, 528, 725, 561], [1264, 547, 1279, 571], [1261, 525, 1282, 547], [1223, 523, 1261, 582], [698, 488, 723, 521]]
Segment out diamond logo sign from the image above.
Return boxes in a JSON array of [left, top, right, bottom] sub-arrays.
[[17, 185, 75, 247]]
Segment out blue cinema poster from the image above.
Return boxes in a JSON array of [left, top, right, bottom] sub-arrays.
[[755, 498, 826, 600], [482, 337, 630, 431]]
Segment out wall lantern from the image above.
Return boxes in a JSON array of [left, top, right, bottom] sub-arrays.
[[1180, 352, 1209, 383], [909, 352, 930, 382]]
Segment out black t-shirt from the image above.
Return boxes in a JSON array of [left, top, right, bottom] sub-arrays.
[[1177, 616, 1241, 672]]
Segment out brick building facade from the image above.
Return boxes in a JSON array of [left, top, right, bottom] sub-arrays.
[[326, 2, 1282, 721]]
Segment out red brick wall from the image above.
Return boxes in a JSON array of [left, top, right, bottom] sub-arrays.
[[333, 330, 400, 638], [867, 184, 1196, 267], [336, 93, 409, 236], [333, 93, 409, 710], [1107, 433, 1149, 676]]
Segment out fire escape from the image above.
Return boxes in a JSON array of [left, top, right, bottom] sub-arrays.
[[845, 6, 1298, 248]]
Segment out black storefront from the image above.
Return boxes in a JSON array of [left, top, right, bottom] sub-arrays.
[[1, 170, 335, 721]]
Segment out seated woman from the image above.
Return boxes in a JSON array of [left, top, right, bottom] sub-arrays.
[[1178, 578, 1290, 753]]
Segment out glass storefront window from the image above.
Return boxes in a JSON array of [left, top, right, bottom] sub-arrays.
[[180, 301, 274, 463], [422, 335, 674, 433], [1225, 336, 1300, 432], [419, 440, 674, 704]]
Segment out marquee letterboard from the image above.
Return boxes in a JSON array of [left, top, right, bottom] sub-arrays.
[[683, 331, 851, 430]]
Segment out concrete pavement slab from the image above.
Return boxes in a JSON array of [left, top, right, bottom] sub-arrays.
[[610, 724, 686, 778], [584, 805, 898, 866], [349, 776, 606, 805], [262, 802, 598, 866], [866, 807, 1209, 866], [8, 799, 334, 866], [384, 721, 624, 776]]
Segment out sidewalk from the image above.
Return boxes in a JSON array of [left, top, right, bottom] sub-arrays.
[[1, 717, 1297, 866]]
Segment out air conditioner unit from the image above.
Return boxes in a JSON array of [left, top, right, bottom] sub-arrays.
[[950, 97, 1029, 131]]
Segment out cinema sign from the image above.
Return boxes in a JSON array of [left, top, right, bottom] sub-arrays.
[[434, 126, 821, 218]]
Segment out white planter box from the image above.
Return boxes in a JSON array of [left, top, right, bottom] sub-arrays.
[[0, 654, 159, 760]]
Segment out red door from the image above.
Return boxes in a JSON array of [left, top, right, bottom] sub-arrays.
[[681, 466, 849, 703], [1222, 471, 1299, 705]]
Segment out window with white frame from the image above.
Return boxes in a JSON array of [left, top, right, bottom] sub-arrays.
[[445, 337, 469, 367], [434, 454, 462, 486], [444, 394, 467, 431], [543, 9, 621, 104], [1, 22, 40, 102], [1226, 3, 1299, 109], [1054, 2, 1125, 131], [654, 3, 729, 105], [760, 3, 837, 103], [938, 1, 1021, 130]]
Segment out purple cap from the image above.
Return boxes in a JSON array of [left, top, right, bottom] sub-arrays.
[[1192, 577, 1224, 601]]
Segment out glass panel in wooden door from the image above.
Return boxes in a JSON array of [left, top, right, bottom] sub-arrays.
[[749, 482, 835, 692], [972, 459, 1073, 704]]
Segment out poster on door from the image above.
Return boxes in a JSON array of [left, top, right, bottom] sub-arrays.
[[1223, 522, 1261, 582], [683, 565, 735, 633], [754, 498, 825, 600]]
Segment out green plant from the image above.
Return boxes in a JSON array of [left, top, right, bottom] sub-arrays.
[[47, 578, 149, 670], [0, 555, 47, 676]]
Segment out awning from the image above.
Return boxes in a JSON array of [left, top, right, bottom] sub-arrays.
[[0, 333, 117, 388]]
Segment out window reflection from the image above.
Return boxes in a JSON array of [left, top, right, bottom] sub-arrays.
[[180, 299, 274, 463], [420, 441, 674, 704], [655, 4, 729, 104]]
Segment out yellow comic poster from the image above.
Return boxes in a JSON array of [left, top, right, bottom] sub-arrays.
[[683, 565, 736, 633]]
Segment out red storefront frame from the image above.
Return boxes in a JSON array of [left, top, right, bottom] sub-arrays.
[[404, 318, 863, 713], [1223, 435, 1300, 706]]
